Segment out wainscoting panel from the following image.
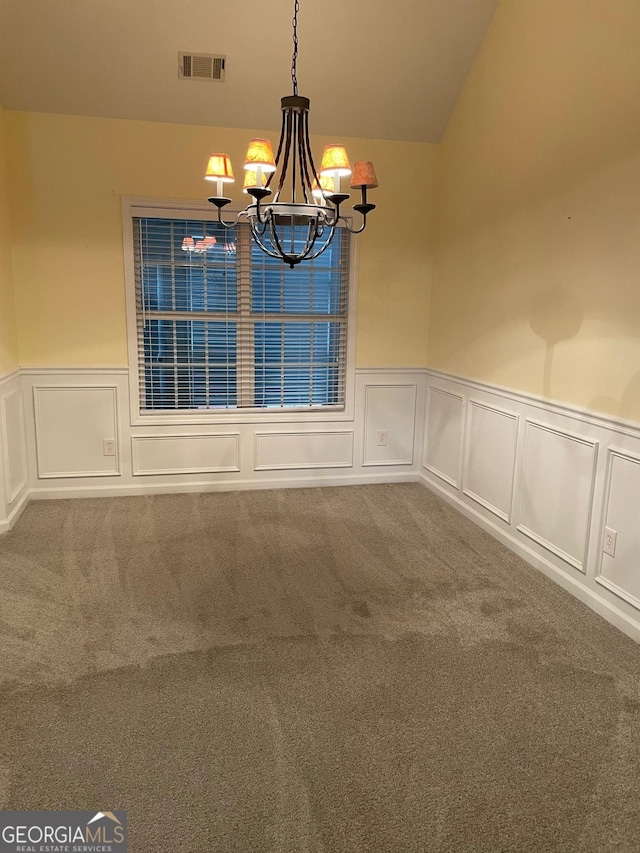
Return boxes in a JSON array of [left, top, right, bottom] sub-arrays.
[[421, 369, 640, 642], [132, 433, 241, 476], [255, 430, 353, 471], [423, 387, 464, 488], [597, 449, 640, 610], [33, 385, 120, 478], [517, 421, 597, 572], [362, 384, 416, 466], [8, 366, 640, 643], [463, 401, 518, 522], [1, 388, 28, 504]]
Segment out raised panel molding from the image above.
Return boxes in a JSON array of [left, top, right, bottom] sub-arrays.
[[463, 400, 519, 522], [132, 433, 241, 476], [423, 387, 464, 488], [363, 383, 416, 466], [33, 385, 120, 478], [255, 431, 353, 471], [597, 449, 640, 611], [1, 389, 28, 504], [517, 420, 598, 573]]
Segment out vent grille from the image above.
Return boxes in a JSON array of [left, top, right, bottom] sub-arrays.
[[179, 53, 225, 82]]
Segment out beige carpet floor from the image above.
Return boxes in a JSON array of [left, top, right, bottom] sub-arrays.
[[0, 483, 639, 852]]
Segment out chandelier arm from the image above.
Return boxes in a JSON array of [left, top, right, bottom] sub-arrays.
[[265, 211, 322, 267], [267, 214, 295, 265], [274, 110, 294, 202], [267, 108, 287, 191], [304, 224, 338, 261], [291, 111, 298, 204], [251, 225, 288, 261], [341, 201, 376, 234], [207, 199, 244, 229], [341, 216, 367, 235], [301, 110, 322, 189], [318, 200, 343, 228], [298, 112, 315, 204], [297, 216, 322, 259], [250, 206, 270, 233]]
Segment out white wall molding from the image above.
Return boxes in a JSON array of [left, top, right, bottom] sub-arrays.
[[356, 367, 427, 375], [426, 368, 640, 440], [516, 420, 598, 574], [33, 384, 121, 478], [0, 369, 21, 388], [1, 388, 29, 503], [4, 362, 640, 645], [419, 470, 640, 644], [20, 366, 130, 375], [254, 430, 354, 471], [362, 383, 416, 467], [0, 372, 30, 531], [0, 367, 422, 531], [422, 386, 465, 488], [421, 369, 640, 643], [463, 400, 519, 523], [29, 470, 419, 501], [596, 447, 640, 611], [132, 433, 241, 476], [0, 490, 30, 535]]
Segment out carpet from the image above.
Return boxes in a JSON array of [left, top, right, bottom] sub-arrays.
[[1, 483, 639, 851]]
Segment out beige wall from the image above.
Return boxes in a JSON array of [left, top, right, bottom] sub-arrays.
[[5, 111, 436, 369], [429, 0, 640, 422], [0, 105, 19, 375]]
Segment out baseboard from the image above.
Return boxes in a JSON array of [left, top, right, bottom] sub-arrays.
[[0, 490, 30, 534], [28, 470, 420, 502], [419, 472, 640, 644]]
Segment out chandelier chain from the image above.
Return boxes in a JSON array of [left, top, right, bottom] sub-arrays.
[[291, 0, 299, 96]]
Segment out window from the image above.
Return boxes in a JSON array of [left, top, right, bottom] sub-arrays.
[[127, 203, 352, 417]]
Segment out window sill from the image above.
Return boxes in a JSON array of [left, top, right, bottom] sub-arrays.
[[130, 405, 353, 427]]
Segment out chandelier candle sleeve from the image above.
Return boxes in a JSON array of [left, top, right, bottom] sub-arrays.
[[244, 170, 267, 192], [312, 174, 335, 200]]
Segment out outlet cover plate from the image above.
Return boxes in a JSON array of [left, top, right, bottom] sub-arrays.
[[603, 526, 617, 557]]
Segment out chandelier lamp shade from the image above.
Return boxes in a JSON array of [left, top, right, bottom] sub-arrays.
[[203, 0, 378, 268]]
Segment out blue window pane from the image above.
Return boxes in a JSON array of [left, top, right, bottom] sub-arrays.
[[142, 319, 237, 409], [254, 320, 341, 407], [137, 218, 238, 314], [135, 216, 347, 411], [251, 227, 343, 316]]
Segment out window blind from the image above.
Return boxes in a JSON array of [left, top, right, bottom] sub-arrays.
[[132, 214, 350, 412]]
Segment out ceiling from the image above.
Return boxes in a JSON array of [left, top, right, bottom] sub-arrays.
[[0, 0, 499, 144]]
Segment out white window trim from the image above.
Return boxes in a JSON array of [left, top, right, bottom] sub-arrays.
[[121, 196, 358, 426]]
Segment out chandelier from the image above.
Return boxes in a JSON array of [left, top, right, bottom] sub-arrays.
[[204, 0, 378, 269]]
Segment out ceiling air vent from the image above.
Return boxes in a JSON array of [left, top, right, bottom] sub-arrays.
[[179, 53, 226, 82]]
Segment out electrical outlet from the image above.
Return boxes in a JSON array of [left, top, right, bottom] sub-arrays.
[[603, 526, 617, 557], [103, 439, 116, 457], [377, 430, 388, 447]]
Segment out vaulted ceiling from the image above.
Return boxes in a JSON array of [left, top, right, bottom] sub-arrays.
[[0, 0, 498, 143]]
